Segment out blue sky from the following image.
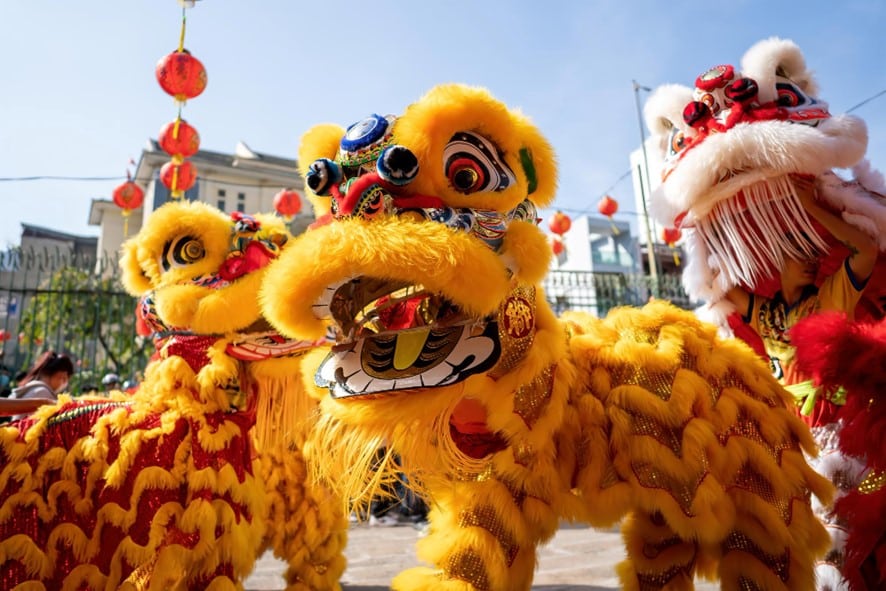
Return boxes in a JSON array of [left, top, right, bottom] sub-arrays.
[[1, 1, 884, 248]]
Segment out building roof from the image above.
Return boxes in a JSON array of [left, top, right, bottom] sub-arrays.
[[20, 222, 98, 247], [142, 139, 297, 171]]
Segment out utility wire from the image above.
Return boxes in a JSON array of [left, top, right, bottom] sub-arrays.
[[847, 88, 886, 113], [3, 87, 885, 204]]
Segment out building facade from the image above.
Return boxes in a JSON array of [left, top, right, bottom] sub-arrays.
[[88, 140, 312, 258]]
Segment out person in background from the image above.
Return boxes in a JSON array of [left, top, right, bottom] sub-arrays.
[[0, 396, 54, 418], [7, 351, 75, 421], [725, 177, 878, 423], [101, 373, 121, 396]]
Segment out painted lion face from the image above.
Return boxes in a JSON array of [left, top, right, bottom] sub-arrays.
[[261, 84, 557, 399], [121, 201, 318, 360], [645, 38, 868, 292]]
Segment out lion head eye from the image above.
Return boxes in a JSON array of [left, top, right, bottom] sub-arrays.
[[669, 129, 686, 156], [161, 235, 205, 271], [443, 131, 515, 195], [775, 82, 808, 108]]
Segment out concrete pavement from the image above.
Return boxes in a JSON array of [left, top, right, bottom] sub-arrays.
[[244, 522, 719, 590]]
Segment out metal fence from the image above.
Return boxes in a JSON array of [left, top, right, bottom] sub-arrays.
[[0, 247, 693, 396], [0, 248, 152, 395], [542, 270, 693, 316]]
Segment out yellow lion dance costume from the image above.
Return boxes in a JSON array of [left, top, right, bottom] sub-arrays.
[[260, 84, 833, 591], [0, 201, 346, 590]]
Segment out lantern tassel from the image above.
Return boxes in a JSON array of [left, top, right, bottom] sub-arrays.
[[122, 209, 131, 237], [171, 166, 181, 199], [609, 219, 620, 235], [671, 246, 680, 267]]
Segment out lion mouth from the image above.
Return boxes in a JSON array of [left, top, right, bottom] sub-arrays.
[[314, 277, 501, 399]]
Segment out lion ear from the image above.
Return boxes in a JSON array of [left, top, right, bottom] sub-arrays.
[[643, 84, 695, 161], [119, 237, 152, 296], [741, 37, 818, 103], [514, 116, 558, 209], [297, 123, 345, 217]]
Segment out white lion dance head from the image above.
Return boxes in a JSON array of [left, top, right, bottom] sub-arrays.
[[645, 37, 886, 327]]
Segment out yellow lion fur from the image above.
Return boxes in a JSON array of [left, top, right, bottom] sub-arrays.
[[0, 201, 346, 590], [262, 84, 832, 590]]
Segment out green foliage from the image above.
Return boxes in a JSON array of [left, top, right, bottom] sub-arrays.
[[18, 266, 152, 395]]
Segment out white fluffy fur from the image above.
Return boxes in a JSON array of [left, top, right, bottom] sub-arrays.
[[740, 37, 819, 103], [644, 84, 695, 138], [653, 115, 868, 225]]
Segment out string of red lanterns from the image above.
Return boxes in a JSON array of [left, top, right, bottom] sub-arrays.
[[155, 3, 206, 199], [548, 211, 571, 258]]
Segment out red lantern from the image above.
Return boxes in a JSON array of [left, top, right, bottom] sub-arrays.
[[159, 118, 200, 158], [662, 227, 682, 246], [160, 159, 198, 198], [156, 50, 207, 102], [112, 180, 145, 211], [548, 211, 572, 236], [551, 237, 565, 256], [0, 329, 10, 341], [597, 195, 619, 218], [662, 227, 683, 266], [273, 188, 303, 219]]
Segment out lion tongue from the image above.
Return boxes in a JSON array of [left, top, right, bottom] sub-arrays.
[[393, 328, 431, 370]]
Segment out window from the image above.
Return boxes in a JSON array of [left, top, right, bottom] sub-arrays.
[[237, 192, 246, 213], [216, 188, 227, 211], [217, 199, 226, 211]]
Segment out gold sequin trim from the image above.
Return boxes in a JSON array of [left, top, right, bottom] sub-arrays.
[[859, 469, 886, 495], [513, 442, 534, 466], [611, 364, 677, 401], [598, 463, 621, 490], [459, 505, 519, 566], [718, 414, 793, 463], [628, 410, 685, 457], [632, 462, 705, 516], [513, 365, 554, 428], [730, 464, 792, 522], [738, 576, 764, 591], [445, 548, 490, 590], [636, 560, 693, 591], [722, 530, 789, 582]]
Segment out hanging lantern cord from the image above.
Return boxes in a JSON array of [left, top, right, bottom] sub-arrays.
[[178, 6, 187, 53]]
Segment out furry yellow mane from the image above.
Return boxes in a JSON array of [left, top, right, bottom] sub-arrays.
[[260, 83, 832, 591], [0, 201, 346, 591]]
